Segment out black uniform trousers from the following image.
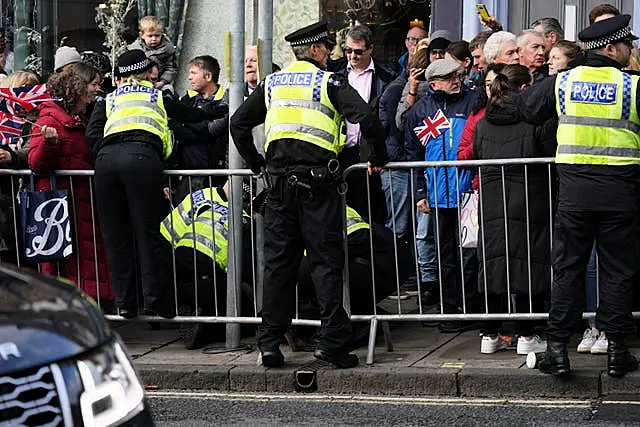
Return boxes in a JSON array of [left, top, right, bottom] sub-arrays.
[[546, 209, 638, 343], [94, 142, 171, 311], [258, 173, 352, 352]]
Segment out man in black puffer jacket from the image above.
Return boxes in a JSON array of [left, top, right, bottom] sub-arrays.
[[169, 55, 229, 202]]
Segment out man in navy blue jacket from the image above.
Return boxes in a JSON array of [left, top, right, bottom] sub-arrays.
[[404, 58, 479, 332]]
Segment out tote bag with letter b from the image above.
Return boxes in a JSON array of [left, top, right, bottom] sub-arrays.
[[19, 176, 73, 262], [459, 190, 479, 249]]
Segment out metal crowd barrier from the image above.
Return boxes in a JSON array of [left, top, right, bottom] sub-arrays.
[[0, 158, 627, 365], [0, 168, 322, 336], [342, 158, 635, 364]]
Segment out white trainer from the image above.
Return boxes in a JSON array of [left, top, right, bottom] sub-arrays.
[[517, 335, 547, 355], [577, 328, 599, 353], [591, 331, 608, 354], [480, 334, 509, 354]]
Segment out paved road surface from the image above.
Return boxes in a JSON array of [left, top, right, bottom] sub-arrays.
[[147, 391, 640, 426]]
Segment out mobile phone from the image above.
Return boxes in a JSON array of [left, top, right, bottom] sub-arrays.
[[476, 4, 491, 21]]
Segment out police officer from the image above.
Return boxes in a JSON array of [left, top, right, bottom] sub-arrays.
[[518, 15, 640, 377], [230, 20, 388, 368], [86, 49, 217, 319], [160, 184, 253, 348]]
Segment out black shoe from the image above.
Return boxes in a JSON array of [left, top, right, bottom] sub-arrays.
[[144, 299, 176, 319], [314, 348, 359, 369], [178, 306, 206, 350], [608, 339, 639, 378], [118, 307, 138, 319], [538, 340, 571, 377], [438, 320, 477, 333], [419, 290, 440, 306], [261, 348, 285, 368]]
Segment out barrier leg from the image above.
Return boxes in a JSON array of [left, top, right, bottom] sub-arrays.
[[366, 317, 378, 365], [382, 320, 394, 352]]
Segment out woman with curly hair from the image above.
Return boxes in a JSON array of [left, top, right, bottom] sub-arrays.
[[28, 62, 114, 308]]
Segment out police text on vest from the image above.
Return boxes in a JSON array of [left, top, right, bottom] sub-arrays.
[[570, 82, 617, 104], [270, 72, 313, 87]]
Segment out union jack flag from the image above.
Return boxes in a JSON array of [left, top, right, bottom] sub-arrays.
[[0, 84, 57, 115], [413, 109, 450, 146], [0, 112, 26, 145]]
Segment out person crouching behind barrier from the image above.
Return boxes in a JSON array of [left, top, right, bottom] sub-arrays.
[[160, 181, 256, 349], [294, 206, 412, 351], [86, 49, 221, 320]]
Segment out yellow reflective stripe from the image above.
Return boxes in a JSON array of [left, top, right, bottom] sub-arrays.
[[105, 116, 165, 135], [177, 202, 192, 225], [558, 115, 640, 134], [193, 216, 229, 241], [266, 123, 334, 145], [270, 99, 335, 120], [161, 218, 182, 241], [557, 145, 640, 159], [346, 220, 369, 235], [111, 100, 165, 117], [179, 232, 219, 253]]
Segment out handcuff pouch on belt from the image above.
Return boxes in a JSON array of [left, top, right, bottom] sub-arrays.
[[289, 158, 347, 199], [253, 159, 347, 214]]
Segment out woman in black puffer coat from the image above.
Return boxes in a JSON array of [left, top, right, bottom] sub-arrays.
[[472, 64, 557, 356]]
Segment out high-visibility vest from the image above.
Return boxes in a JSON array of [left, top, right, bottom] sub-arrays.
[[105, 80, 173, 159], [263, 60, 345, 155], [160, 188, 248, 271], [186, 85, 226, 101], [555, 66, 640, 165], [346, 206, 369, 235]]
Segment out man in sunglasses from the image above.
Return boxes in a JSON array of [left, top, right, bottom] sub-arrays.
[[230, 20, 388, 370], [336, 24, 398, 225], [518, 14, 640, 378]]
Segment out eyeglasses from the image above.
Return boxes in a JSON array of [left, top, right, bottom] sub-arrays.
[[436, 72, 464, 82], [345, 47, 369, 55], [406, 37, 421, 44]]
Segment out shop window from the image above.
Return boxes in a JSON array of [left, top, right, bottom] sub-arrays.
[[321, 0, 431, 64]]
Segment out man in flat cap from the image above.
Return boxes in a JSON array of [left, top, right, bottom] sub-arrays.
[[230, 20, 388, 369], [404, 58, 479, 333], [518, 14, 640, 378]]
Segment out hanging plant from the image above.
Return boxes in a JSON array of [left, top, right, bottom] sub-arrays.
[[95, 0, 137, 83]]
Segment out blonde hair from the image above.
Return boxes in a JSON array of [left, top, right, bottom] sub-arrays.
[[139, 16, 163, 34], [120, 71, 151, 85], [0, 70, 40, 88]]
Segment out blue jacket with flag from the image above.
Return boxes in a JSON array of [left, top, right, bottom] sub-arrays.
[[404, 87, 477, 208]]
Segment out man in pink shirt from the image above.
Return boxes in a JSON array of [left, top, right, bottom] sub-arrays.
[[337, 24, 397, 223]]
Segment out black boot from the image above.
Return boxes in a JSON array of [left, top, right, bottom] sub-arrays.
[[261, 347, 285, 368], [314, 348, 359, 368], [607, 339, 639, 378], [538, 340, 571, 377]]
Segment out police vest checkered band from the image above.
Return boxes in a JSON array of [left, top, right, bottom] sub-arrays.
[[117, 58, 151, 75], [583, 26, 632, 50], [290, 31, 329, 46]]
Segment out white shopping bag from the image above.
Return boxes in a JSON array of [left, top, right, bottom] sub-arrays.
[[459, 190, 479, 249]]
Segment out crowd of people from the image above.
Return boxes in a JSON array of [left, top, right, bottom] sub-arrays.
[[0, 3, 638, 373]]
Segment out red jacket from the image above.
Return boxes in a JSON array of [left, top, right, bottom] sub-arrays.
[[457, 107, 486, 190], [28, 101, 113, 301]]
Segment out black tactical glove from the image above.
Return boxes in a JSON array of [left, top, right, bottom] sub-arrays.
[[250, 156, 266, 174]]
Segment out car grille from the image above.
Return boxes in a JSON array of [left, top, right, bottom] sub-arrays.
[[0, 365, 63, 426]]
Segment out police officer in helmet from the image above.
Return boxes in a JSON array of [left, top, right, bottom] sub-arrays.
[[518, 15, 640, 377], [230, 20, 388, 368], [87, 49, 219, 319]]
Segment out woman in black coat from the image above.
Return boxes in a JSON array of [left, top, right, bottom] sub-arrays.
[[472, 64, 557, 356]]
